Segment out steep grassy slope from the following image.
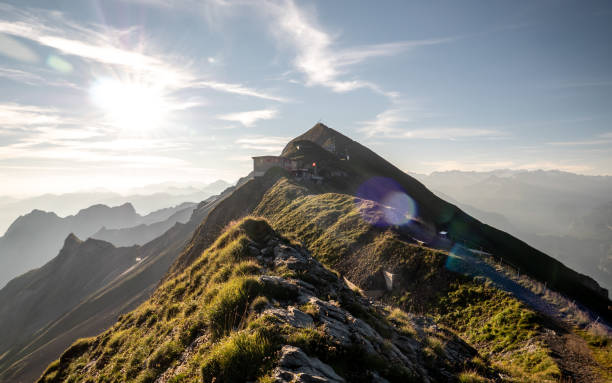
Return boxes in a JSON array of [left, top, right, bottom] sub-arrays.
[[30, 124, 612, 383], [280, 124, 610, 319], [255, 177, 608, 382], [0, 195, 226, 383], [169, 170, 285, 275], [0, 235, 138, 362], [39, 218, 490, 383]]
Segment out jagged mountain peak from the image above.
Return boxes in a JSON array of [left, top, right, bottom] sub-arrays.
[[282, 122, 353, 157], [62, 233, 82, 248]]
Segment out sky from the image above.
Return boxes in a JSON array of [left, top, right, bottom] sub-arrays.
[[0, 0, 611, 197]]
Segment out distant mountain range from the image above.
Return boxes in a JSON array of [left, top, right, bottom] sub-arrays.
[[0, 201, 196, 289], [0, 183, 242, 382], [413, 170, 612, 292], [0, 180, 231, 235], [91, 202, 196, 246]]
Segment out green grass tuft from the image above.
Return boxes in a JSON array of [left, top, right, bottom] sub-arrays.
[[201, 329, 277, 383]]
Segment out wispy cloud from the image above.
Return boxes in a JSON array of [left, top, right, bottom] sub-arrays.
[[421, 160, 592, 174], [192, 80, 288, 102], [0, 32, 38, 62], [550, 80, 612, 89], [548, 132, 612, 146], [217, 109, 278, 127], [0, 67, 81, 89], [421, 160, 515, 172], [358, 101, 506, 140], [0, 3, 285, 102], [0, 5, 190, 88], [0, 103, 73, 128], [259, 0, 455, 94], [0, 101, 194, 170], [235, 135, 290, 153], [358, 103, 422, 137], [0, 129, 190, 167]]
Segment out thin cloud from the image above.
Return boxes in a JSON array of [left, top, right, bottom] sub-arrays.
[[550, 80, 612, 89], [421, 160, 515, 172], [334, 39, 456, 68], [0, 3, 285, 102], [235, 136, 290, 153], [359, 102, 506, 140], [421, 160, 591, 174], [0, 99, 194, 170], [217, 109, 278, 127], [0, 130, 190, 166], [401, 128, 505, 140], [0, 9, 189, 87], [358, 105, 422, 137], [260, 0, 455, 94], [548, 132, 612, 146], [0, 103, 71, 128], [0, 67, 81, 89], [192, 80, 289, 102], [0, 32, 38, 62]]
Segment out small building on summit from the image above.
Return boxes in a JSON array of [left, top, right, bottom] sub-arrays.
[[252, 156, 298, 177]]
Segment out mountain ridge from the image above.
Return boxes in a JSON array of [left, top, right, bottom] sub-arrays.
[[3, 123, 611, 382], [0, 202, 200, 288], [281, 124, 610, 310], [0, 181, 244, 383]]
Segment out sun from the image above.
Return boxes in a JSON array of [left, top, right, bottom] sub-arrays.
[[90, 77, 169, 132]]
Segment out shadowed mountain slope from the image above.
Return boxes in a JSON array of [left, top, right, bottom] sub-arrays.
[[0, 202, 199, 289], [0, 193, 231, 383], [278, 124, 610, 319], [91, 203, 196, 246], [0, 235, 139, 366], [172, 124, 609, 319], [0, 203, 140, 288], [412, 170, 612, 293], [254, 177, 611, 382]]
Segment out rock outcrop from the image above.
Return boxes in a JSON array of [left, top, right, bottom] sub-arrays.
[[38, 218, 484, 383]]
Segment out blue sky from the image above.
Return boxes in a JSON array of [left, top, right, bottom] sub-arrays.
[[0, 0, 611, 196]]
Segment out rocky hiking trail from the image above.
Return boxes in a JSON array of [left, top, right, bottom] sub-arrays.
[[252, 242, 477, 382]]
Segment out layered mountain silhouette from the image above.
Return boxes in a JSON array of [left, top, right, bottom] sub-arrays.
[[0, 180, 231, 236], [0, 188, 241, 383], [91, 202, 196, 246], [0, 202, 199, 288], [3, 124, 611, 382]]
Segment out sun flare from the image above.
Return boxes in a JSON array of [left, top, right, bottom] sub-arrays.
[[89, 78, 169, 131]]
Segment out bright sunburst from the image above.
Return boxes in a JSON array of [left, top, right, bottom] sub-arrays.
[[90, 78, 169, 132]]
